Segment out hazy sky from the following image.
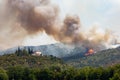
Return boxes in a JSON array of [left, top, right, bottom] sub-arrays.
[[1, 0, 120, 46], [52, 0, 120, 30]]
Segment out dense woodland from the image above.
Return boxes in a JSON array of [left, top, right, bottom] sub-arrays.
[[0, 48, 120, 80]]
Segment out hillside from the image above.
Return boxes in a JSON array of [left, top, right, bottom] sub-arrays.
[[0, 51, 64, 69], [0, 46, 120, 80], [64, 47, 120, 68], [1, 43, 120, 68], [0, 51, 120, 80], [0, 43, 86, 57]]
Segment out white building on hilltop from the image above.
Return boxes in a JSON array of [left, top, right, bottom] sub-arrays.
[[32, 51, 42, 56]]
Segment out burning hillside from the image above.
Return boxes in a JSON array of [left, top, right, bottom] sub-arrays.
[[0, 0, 114, 52]]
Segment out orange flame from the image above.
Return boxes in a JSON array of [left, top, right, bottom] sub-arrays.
[[85, 48, 94, 56]]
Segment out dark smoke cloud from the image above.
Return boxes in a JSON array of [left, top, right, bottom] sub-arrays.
[[7, 0, 59, 35], [0, 0, 59, 49], [0, 0, 112, 51], [58, 15, 84, 43]]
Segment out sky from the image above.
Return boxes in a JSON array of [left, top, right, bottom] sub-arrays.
[[52, 0, 120, 30], [1, 0, 120, 47]]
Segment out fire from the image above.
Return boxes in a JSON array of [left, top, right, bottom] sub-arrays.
[[85, 48, 94, 56]]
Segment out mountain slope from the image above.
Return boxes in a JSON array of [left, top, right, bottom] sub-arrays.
[[1, 43, 120, 68], [0, 53, 63, 69], [0, 43, 86, 57], [64, 47, 120, 68]]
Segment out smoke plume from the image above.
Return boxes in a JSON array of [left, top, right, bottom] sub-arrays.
[[0, 0, 112, 51]]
